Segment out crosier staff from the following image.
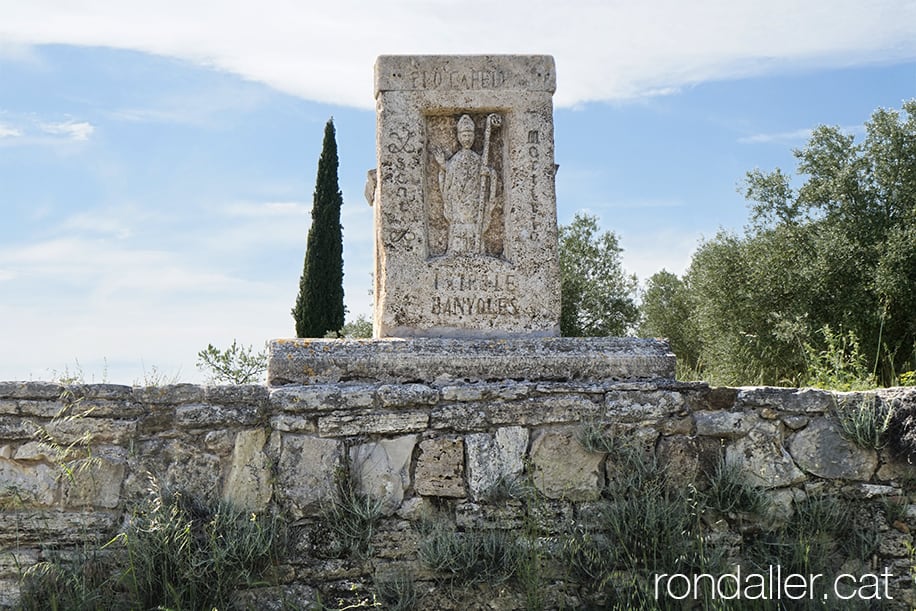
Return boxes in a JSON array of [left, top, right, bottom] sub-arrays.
[[476, 112, 501, 253]]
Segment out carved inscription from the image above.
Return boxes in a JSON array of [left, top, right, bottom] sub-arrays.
[[431, 272, 519, 317], [411, 70, 506, 90]]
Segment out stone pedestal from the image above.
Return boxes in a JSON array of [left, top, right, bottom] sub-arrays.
[[267, 337, 675, 386]]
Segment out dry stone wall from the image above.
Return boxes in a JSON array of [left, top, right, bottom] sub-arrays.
[[1, 379, 915, 608]]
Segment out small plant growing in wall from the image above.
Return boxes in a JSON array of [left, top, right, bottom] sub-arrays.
[[319, 465, 384, 560], [834, 393, 894, 450]]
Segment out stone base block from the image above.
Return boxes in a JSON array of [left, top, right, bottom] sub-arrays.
[[268, 337, 674, 386]]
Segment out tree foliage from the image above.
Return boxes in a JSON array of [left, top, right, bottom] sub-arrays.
[[196, 340, 267, 385], [292, 118, 345, 338], [559, 213, 638, 337], [642, 101, 916, 386]]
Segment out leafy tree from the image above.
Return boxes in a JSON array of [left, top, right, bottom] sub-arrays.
[[638, 270, 700, 374], [196, 340, 267, 384], [292, 118, 345, 338], [558, 213, 638, 337], [665, 100, 916, 386]]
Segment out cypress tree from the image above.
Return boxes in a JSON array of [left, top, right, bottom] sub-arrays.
[[292, 118, 345, 337]]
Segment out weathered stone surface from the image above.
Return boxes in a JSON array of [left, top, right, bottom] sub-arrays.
[[377, 383, 439, 407], [40, 417, 136, 445], [490, 395, 602, 426], [317, 410, 429, 437], [530, 427, 602, 500], [271, 385, 342, 412], [414, 437, 466, 497], [788, 418, 878, 480], [273, 433, 342, 517], [465, 426, 528, 498], [204, 384, 269, 405], [605, 389, 684, 422], [269, 414, 318, 433], [176, 403, 260, 427], [840, 483, 900, 499], [350, 435, 417, 514], [657, 435, 719, 488], [442, 382, 531, 402], [455, 500, 524, 530], [430, 403, 490, 431], [231, 585, 319, 611], [60, 456, 125, 508], [268, 337, 675, 385], [0, 509, 119, 544], [224, 428, 272, 512], [0, 381, 63, 400], [694, 410, 756, 438], [133, 383, 205, 404], [725, 421, 806, 488], [0, 458, 57, 506], [736, 387, 834, 413], [164, 444, 223, 502], [373, 55, 560, 338]]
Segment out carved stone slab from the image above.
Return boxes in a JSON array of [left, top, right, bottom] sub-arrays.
[[373, 55, 560, 338], [267, 338, 676, 385]]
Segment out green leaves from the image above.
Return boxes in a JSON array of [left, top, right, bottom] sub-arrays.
[[558, 213, 638, 337], [196, 340, 267, 385]]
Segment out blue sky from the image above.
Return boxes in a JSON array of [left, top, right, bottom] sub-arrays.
[[2, 1, 916, 383]]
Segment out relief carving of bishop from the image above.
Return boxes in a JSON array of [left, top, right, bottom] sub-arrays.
[[429, 113, 504, 257]]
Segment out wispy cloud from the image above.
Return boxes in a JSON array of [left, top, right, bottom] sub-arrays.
[[739, 123, 867, 144], [2, 1, 916, 108], [0, 123, 22, 138], [738, 128, 814, 144], [39, 119, 94, 141], [223, 201, 310, 218]]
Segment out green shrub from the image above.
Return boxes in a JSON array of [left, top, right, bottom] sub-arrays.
[[705, 457, 769, 516], [320, 468, 384, 560], [834, 393, 893, 449], [418, 523, 523, 586], [17, 488, 283, 611]]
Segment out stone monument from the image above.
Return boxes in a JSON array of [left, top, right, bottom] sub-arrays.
[[267, 55, 675, 386], [371, 55, 561, 338]]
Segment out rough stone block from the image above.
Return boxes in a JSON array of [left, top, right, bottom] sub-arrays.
[[176, 403, 260, 427], [224, 428, 273, 512], [429, 403, 490, 431], [60, 456, 125, 509], [490, 395, 602, 426], [350, 435, 417, 515], [273, 433, 342, 517], [133, 383, 205, 405], [414, 437, 466, 498], [317, 411, 429, 437], [725, 421, 806, 488], [377, 384, 439, 407], [694, 410, 756, 438], [0, 458, 57, 506], [736, 387, 834, 413], [788, 418, 878, 480], [465, 426, 529, 499], [204, 384, 269, 405], [605, 389, 685, 423], [271, 385, 342, 412], [530, 427, 603, 501]]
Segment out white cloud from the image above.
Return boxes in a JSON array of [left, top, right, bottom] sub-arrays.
[[0, 123, 22, 138], [2, 1, 916, 108], [39, 120, 94, 141], [223, 201, 310, 217], [739, 128, 815, 144]]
